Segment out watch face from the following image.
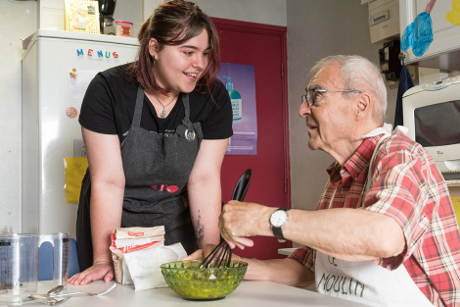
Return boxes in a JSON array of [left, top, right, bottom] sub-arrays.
[[270, 210, 288, 227]]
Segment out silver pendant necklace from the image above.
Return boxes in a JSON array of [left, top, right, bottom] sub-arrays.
[[153, 93, 177, 119]]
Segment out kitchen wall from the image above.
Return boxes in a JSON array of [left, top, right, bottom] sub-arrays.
[[287, 0, 398, 214], [0, 0, 38, 232], [0, 0, 396, 232], [188, 0, 287, 26]]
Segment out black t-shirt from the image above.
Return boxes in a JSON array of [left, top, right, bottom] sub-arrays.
[[79, 64, 233, 141]]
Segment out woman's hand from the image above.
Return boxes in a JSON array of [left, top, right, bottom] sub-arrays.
[[183, 244, 217, 261], [183, 244, 243, 262], [68, 261, 114, 285]]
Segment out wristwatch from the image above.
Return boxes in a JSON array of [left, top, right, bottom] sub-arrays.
[[270, 208, 290, 242]]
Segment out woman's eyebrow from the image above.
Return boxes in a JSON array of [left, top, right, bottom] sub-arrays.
[[180, 45, 211, 51]]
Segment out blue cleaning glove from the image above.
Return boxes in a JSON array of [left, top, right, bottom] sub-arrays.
[[401, 22, 414, 52], [400, 12, 434, 57], [413, 12, 434, 56]]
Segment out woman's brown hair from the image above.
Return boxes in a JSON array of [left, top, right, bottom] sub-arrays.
[[128, 0, 220, 94]]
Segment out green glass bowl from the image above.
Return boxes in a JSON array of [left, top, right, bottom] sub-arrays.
[[160, 260, 248, 301]]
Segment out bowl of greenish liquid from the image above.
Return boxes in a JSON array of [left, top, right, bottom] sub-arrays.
[[160, 260, 248, 301]]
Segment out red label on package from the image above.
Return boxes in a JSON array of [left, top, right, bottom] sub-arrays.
[[127, 231, 144, 237], [111, 233, 116, 247], [117, 240, 160, 254]]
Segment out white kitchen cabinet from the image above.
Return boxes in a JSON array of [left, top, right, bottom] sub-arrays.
[[369, 0, 400, 44], [400, 0, 460, 70]]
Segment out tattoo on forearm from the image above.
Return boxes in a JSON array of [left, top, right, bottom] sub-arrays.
[[194, 210, 205, 244]]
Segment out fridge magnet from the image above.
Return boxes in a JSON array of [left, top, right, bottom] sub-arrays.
[[69, 67, 78, 79], [66, 107, 78, 119], [64, 0, 100, 34]]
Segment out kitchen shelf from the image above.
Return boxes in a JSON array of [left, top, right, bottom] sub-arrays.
[[446, 180, 460, 187]]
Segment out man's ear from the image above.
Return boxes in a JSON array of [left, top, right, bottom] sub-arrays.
[[355, 93, 372, 120], [148, 38, 159, 58]]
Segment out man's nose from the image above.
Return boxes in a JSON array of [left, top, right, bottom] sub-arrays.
[[299, 100, 312, 118]]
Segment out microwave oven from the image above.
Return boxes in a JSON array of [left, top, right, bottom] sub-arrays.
[[403, 76, 460, 180]]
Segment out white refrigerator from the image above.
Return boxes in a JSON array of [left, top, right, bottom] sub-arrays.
[[22, 30, 139, 237]]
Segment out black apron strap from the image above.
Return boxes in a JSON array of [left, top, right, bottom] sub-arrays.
[[180, 93, 197, 141], [133, 85, 145, 127]]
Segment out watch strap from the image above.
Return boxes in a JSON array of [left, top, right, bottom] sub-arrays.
[[272, 225, 286, 241]]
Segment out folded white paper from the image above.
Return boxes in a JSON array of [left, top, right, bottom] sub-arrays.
[[123, 243, 187, 291], [122, 257, 134, 285]]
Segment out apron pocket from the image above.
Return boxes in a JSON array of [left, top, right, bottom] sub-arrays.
[[123, 195, 186, 214]]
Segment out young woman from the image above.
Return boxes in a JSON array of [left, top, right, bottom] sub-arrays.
[[69, 0, 232, 285]]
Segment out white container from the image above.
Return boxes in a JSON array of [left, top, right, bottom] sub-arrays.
[[115, 20, 133, 37], [0, 233, 69, 295]]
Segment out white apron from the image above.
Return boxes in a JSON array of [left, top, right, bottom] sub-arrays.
[[314, 123, 433, 307]]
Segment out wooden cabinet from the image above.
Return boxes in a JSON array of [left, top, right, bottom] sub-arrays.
[[400, 0, 460, 70]]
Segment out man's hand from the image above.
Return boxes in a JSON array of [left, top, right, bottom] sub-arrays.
[[68, 262, 114, 285], [219, 201, 275, 249]]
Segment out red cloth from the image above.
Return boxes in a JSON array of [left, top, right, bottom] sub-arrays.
[[289, 134, 460, 307]]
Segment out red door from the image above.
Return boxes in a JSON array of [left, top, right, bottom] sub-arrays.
[[213, 18, 291, 260]]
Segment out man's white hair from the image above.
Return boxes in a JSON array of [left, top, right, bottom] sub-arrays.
[[309, 55, 387, 124]]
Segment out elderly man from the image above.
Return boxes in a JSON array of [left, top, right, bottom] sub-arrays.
[[186, 55, 460, 307]]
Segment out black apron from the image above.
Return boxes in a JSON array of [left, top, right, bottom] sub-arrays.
[[76, 85, 203, 271]]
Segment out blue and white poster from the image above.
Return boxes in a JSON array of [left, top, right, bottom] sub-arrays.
[[219, 63, 258, 155]]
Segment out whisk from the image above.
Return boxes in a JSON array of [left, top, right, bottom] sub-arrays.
[[200, 239, 232, 268], [200, 169, 252, 269]]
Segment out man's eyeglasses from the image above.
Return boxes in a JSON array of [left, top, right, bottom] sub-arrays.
[[301, 89, 362, 107]]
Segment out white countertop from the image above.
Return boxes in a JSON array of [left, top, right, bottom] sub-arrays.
[[278, 247, 297, 255], [0, 280, 372, 307]]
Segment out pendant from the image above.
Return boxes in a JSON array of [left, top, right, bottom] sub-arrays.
[[160, 109, 166, 119]]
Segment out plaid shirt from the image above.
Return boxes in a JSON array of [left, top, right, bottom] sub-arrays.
[[289, 134, 460, 307]]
